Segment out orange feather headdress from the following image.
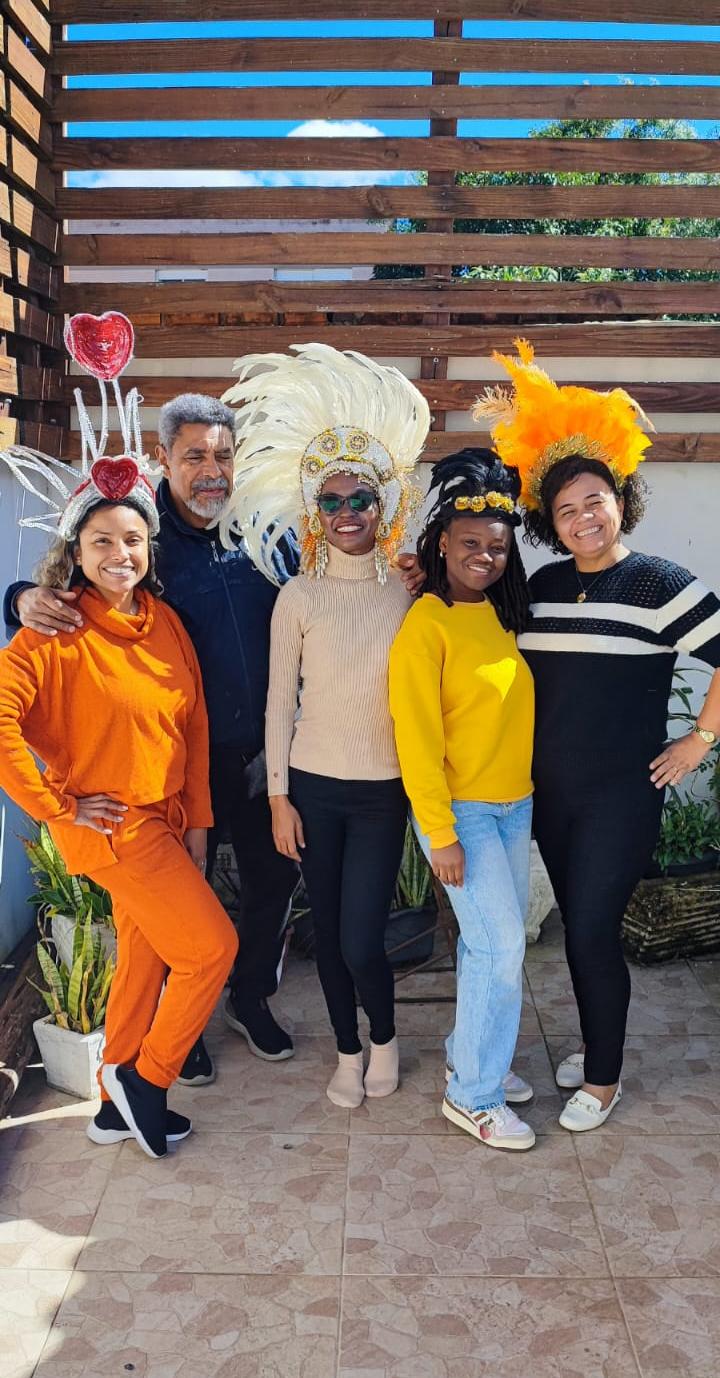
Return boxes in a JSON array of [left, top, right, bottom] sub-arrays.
[[472, 338, 654, 511]]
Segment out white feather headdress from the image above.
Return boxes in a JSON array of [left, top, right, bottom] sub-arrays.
[[219, 343, 430, 584]]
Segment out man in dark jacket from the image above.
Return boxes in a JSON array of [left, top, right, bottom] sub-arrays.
[[4, 394, 298, 1081]]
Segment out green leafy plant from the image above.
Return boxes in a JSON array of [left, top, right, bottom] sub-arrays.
[[393, 822, 433, 911], [652, 668, 720, 871], [29, 909, 115, 1034], [22, 822, 114, 928], [654, 798, 720, 873]]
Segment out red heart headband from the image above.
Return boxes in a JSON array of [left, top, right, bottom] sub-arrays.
[[91, 456, 142, 502], [64, 312, 134, 382]]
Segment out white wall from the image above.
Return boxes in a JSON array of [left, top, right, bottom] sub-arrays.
[[0, 474, 53, 960]]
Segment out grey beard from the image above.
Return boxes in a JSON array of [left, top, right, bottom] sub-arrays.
[[186, 492, 228, 521]]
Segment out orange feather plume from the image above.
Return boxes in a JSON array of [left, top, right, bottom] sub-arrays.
[[472, 338, 654, 510]]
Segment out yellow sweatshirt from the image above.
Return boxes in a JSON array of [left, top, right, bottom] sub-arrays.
[[388, 594, 534, 848]]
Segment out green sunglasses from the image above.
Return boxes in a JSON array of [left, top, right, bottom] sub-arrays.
[[316, 489, 378, 515]]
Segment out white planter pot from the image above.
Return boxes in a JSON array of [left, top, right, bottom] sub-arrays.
[[51, 913, 116, 970], [525, 840, 557, 944], [33, 1015, 105, 1099]]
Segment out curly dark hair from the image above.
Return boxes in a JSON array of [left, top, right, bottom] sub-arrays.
[[522, 454, 649, 555], [417, 447, 530, 635], [35, 498, 162, 596]]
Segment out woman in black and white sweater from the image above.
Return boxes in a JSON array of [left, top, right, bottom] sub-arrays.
[[476, 340, 720, 1132]]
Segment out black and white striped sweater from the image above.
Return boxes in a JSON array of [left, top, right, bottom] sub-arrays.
[[519, 552, 720, 786]]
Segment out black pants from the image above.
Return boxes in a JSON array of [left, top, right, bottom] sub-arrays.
[[533, 773, 664, 1085], [289, 769, 408, 1054], [208, 745, 299, 1002]]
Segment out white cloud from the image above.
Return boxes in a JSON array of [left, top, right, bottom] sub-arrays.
[[68, 119, 415, 190], [287, 119, 383, 139]]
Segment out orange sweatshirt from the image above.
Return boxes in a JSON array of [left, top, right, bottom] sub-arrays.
[[0, 587, 212, 872]]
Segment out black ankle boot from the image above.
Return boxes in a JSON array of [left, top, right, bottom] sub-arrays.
[[87, 1100, 192, 1146], [223, 993, 294, 1060], [101, 1064, 168, 1158]]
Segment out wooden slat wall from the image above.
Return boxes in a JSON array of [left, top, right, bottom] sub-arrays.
[[45, 3, 720, 461], [1, 1, 66, 448]]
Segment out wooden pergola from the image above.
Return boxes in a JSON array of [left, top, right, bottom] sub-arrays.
[[2, 1, 720, 464]]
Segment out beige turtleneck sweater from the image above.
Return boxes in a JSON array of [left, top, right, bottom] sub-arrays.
[[266, 545, 412, 794]]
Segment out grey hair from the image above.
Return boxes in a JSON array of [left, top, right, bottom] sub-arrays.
[[157, 393, 236, 453]]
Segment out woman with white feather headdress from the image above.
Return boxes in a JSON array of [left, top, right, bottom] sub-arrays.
[[222, 343, 430, 1109]]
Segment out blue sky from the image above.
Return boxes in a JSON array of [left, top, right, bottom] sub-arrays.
[[65, 19, 720, 189]]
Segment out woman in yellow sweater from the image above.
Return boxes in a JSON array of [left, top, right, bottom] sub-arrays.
[[0, 455, 238, 1159], [389, 449, 536, 1151], [222, 344, 429, 1110]]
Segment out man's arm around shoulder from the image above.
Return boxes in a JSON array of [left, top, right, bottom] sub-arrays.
[[4, 582, 84, 638]]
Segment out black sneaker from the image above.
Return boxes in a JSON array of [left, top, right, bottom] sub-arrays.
[[101, 1064, 168, 1159], [176, 1036, 216, 1087], [86, 1100, 192, 1146], [223, 994, 294, 1061]]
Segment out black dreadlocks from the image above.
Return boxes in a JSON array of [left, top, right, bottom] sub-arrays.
[[417, 447, 530, 635]]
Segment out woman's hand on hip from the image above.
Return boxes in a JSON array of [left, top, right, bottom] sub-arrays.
[[72, 795, 127, 834], [431, 841, 465, 888], [269, 795, 305, 862], [650, 732, 710, 789], [183, 827, 208, 872]]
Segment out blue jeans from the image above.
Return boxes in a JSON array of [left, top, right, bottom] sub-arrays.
[[414, 795, 532, 1113]]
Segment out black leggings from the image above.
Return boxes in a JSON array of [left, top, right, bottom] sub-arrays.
[[533, 774, 664, 1085], [289, 769, 408, 1054]]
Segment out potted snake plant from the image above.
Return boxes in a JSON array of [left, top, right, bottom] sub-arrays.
[[385, 821, 437, 968], [30, 909, 115, 1098], [23, 822, 115, 969]]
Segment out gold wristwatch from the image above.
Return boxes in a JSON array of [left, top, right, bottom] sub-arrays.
[[693, 723, 718, 745]]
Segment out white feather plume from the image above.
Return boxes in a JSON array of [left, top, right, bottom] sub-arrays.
[[1, 388, 155, 538], [219, 343, 430, 583]]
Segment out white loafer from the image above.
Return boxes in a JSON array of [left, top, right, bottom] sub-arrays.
[[555, 1051, 585, 1089], [559, 1083, 622, 1132]]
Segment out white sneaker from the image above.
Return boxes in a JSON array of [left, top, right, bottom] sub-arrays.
[[559, 1083, 622, 1133], [502, 1070, 533, 1104], [442, 1096, 535, 1150], [555, 1051, 585, 1089], [445, 1064, 533, 1105]]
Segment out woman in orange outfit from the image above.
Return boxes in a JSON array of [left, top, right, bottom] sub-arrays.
[[0, 456, 238, 1159]]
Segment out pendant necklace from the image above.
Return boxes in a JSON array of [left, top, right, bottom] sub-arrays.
[[574, 562, 618, 604]]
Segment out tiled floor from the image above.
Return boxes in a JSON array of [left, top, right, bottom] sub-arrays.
[[2, 913, 719, 1378]]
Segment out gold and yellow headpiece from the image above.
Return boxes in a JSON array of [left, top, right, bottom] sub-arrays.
[[472, 338, 653, 511], [454, 491, 515, 515]]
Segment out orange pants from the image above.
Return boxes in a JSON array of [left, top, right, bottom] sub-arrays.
[[87, 796, 238, 1093]]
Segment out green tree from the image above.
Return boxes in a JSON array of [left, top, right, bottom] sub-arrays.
[[375, 116, 720, 294]]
